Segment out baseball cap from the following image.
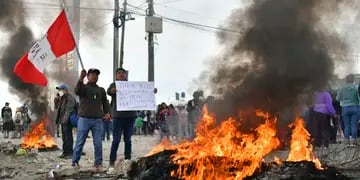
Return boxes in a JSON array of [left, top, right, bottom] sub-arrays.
[[87, 68, 100, 75], [116, 67, 127, 73], [56, 84, 69, 90]]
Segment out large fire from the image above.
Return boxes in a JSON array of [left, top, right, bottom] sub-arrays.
[[148, 106, 324, 179], [287, 117, 323, 169], [149, 107, 280, 179], [20, 115, 57, 149]]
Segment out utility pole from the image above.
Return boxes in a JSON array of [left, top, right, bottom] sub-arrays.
[[119, 0, 127, 68], [148, 0, 155, 82], [113, 0, 120, 81]]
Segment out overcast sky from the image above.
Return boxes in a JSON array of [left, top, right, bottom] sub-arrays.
[[0, 0, 241, 108], [1, 0, 359, 110]]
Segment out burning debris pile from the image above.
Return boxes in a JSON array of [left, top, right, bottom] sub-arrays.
[[135, 107, 349, 180], [20, 115, 58, 151], [137, 152, 348, 180], [247, 161, 348, 180], [154, 0, 356, 178]]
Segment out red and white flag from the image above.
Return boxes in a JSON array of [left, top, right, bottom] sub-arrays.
[[14, 10, 76, 86]]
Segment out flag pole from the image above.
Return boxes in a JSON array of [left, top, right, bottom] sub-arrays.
[[61, 1, 85, 70]]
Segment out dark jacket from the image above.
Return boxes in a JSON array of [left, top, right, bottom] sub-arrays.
[[1, 106, 12, 122], [107, 82, 137, 118], [75, 81, 110, 119], [55, 93, 76, 124], [186, 98, 204, 113]]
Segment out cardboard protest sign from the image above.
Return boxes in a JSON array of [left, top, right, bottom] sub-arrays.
[[116, 81, 156, 111]]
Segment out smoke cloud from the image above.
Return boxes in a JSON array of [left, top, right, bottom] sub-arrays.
[[206, 0, 350, 125], [0, 0, 48, 118]]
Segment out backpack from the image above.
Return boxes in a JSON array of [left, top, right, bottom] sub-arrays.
[[70, 101, 79, 127]]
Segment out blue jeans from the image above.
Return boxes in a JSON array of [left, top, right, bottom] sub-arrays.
[[72, 117, 104, 166], [103, 121, 112, 140], [342, 106, 359, 140], [109, 117, 135, 162], [159, 121, 170, 140]]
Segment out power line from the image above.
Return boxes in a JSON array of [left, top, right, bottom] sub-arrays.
[[133, 1, 148, 9], [127, 3, 241, 34], [154, 3, 221, 22], [163, 18, 218, 34], [23, 1, 239, 35], [157, 0, 188, 5], [162, 16, 241, 34], [23, 2, 116, 12], [127, 3, 147, 12]]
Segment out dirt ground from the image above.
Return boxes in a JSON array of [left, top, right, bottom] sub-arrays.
[[0, 133, 159, 180], [1, 133, 360, 179]]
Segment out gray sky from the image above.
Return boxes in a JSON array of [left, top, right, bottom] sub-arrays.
[[0, 0, 241, 108], [1, 0, 359, 109]]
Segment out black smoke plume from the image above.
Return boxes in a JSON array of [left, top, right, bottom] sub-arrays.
[[0, 0, 48, 118], [207, 0, 348, 125]]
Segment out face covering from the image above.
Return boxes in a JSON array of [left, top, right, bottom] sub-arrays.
[[59, 91, 65, 97]]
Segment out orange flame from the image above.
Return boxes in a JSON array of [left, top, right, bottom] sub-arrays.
[[167, 107, 280, 179], [20, 115, 56, 149], [147, 138, 173, 157], [287, 117, 323, 169], [148, 108, 325, 179], [274, 156, 283, 166]]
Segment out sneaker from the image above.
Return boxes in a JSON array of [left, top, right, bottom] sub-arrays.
[[349, 143, 357, 147], [107, 167, 115, 174], [124, 156, 131, 160]]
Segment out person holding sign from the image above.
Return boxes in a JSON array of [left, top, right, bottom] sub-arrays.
[[72, 68, 111, 172], [107, 68, 137, 170]]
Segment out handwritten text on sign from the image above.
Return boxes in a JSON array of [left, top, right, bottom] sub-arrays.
[[116, 81, 156, 111]]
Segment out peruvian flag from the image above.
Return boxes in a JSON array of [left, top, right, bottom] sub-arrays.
[[13, 10, 76, 86]]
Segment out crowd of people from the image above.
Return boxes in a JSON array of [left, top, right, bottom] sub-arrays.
[[2, 67, 360, 173], [153, 90, 206, 142], [51, 67, 211, 173], [0, 102, 31, 139], [305, 74, 360, 149]]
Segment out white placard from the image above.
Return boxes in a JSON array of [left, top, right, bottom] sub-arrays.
[[116, 81, 156, 111]]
